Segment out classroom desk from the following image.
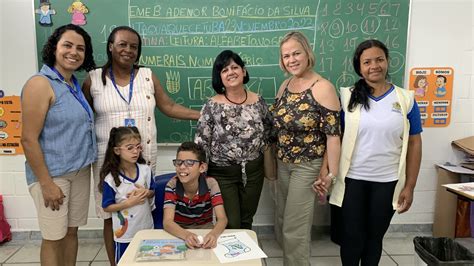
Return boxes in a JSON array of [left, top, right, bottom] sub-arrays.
[[444, 182, 474, 201], [118, 229, 263, 266], [443, 182, 474, 238]]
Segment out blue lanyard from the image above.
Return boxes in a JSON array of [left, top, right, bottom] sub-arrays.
[[49, 66, 92, 120], [109, 67, 135, 105]]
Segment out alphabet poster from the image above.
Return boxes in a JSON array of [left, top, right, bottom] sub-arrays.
[[409, 67, 454, 127]]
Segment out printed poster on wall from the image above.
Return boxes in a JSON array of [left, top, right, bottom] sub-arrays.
[[0, 95, 23, 155], [408, 67, 453, 127]]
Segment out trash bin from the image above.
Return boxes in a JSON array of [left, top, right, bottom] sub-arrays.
[[413, 236, 474, 265]]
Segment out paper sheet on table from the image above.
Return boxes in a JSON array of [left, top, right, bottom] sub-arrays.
[[213, 231, 267, 263], [442, 182, 474, 200], [436, 163, 474, 174]]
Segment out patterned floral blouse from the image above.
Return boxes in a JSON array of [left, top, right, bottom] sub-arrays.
[[195, 95, 273, 166], [271, 84, 341, 164]]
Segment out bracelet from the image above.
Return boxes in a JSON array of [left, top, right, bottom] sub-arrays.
[[327, 172, 336, 185]]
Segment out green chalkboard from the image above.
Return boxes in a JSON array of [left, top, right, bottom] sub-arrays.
[[34, 0, 410, 144]]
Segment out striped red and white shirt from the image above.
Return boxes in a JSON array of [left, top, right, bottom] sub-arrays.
[[164, 175, 223, 228]]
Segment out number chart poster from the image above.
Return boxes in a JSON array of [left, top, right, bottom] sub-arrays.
[[0, 95, 23, 155], [408, 67, 454, 127]]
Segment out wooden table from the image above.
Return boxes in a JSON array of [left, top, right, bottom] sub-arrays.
[[443, 182, 474, 201], [118, 229, 263, 265], [443, 182, 474, 237]]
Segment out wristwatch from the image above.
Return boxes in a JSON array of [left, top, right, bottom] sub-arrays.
[[327, 172, 336, 185]]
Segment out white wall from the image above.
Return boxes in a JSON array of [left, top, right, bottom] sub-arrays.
[[0, 0, 472, 232]]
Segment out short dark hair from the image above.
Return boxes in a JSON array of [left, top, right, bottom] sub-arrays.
[[101, 26, 143, 85], [41, 24, 95, 72], [211, 50, 250, 94], [437, 75, 447, 83], [177, 142, 207, 163]]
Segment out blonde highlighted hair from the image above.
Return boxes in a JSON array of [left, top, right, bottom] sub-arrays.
[[279, 31, 315, 75]]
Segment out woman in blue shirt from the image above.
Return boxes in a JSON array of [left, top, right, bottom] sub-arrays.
[[21, 24, 97, 266]]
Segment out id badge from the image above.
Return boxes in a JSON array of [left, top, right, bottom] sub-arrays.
[[125, 118, 136, 127]]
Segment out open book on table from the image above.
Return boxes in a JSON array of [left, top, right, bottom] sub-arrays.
[[135, 239, 187, 261]]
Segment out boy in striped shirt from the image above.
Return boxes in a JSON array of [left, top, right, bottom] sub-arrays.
[[163, 142, 228, 249]]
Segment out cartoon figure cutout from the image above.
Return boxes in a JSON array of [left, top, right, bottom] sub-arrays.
[[413, 75, 428, 98], [35, 0, 56, 26], [68, 0, 89, 26], [434, 75, 447, 98]]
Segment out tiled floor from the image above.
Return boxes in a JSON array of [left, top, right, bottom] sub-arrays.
[[0, 232, 472, 265]]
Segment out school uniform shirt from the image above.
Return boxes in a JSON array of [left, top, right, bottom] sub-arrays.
[[344, 85, 422, 182], [330, 85, 423, 209], [102, 163, 155, 243], [163, 175, 224, 228]]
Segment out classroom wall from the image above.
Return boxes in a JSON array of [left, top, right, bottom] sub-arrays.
[[0, 0, 472, 232]]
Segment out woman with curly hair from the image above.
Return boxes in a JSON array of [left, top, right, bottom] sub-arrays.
[[21, 24, 97, 266]]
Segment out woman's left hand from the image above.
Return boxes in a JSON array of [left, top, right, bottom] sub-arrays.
[[312, 175, 330, 196], [397, 186, 414, 213]]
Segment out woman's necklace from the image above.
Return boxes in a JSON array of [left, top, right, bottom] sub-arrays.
[[224, 89, 247, 105]]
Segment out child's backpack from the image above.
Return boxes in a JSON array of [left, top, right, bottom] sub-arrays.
[[0, 195, 12, 243]]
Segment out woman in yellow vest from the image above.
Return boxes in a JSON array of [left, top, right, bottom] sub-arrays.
[[328, 39, 422, 265]]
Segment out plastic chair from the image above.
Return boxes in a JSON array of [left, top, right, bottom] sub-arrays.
[[152, 173, 175, 229]]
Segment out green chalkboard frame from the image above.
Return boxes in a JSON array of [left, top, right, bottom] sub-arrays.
[[34, 0, 410, 144]]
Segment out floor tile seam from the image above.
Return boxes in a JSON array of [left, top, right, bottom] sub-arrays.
[[383, 248, 414, 256], [386, 253, 399, 266], [2, 245, 24, 264], [89, 245, 102, 263]]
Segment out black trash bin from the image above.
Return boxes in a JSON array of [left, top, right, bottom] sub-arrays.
[[413, 237, 474, 265]]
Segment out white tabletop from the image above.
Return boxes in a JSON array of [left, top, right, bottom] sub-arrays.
[[118, 229, 263, 266]]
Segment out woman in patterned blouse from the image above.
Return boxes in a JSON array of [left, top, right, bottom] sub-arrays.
[[195, 50, 273, 230], [271, 31, 341, 266]]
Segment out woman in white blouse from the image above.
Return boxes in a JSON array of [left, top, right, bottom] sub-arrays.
[[82, 26, 199, 265]]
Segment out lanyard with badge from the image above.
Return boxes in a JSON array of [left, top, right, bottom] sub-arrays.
[[109, 67, 135, 127], [49, 66, 93, 125]]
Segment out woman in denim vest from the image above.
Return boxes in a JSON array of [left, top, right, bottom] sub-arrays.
[[21, 24, 97, 266]]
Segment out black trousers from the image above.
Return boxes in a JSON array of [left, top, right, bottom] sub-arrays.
[[207, 155, 264, 229], [340, 178, 397, 266]]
